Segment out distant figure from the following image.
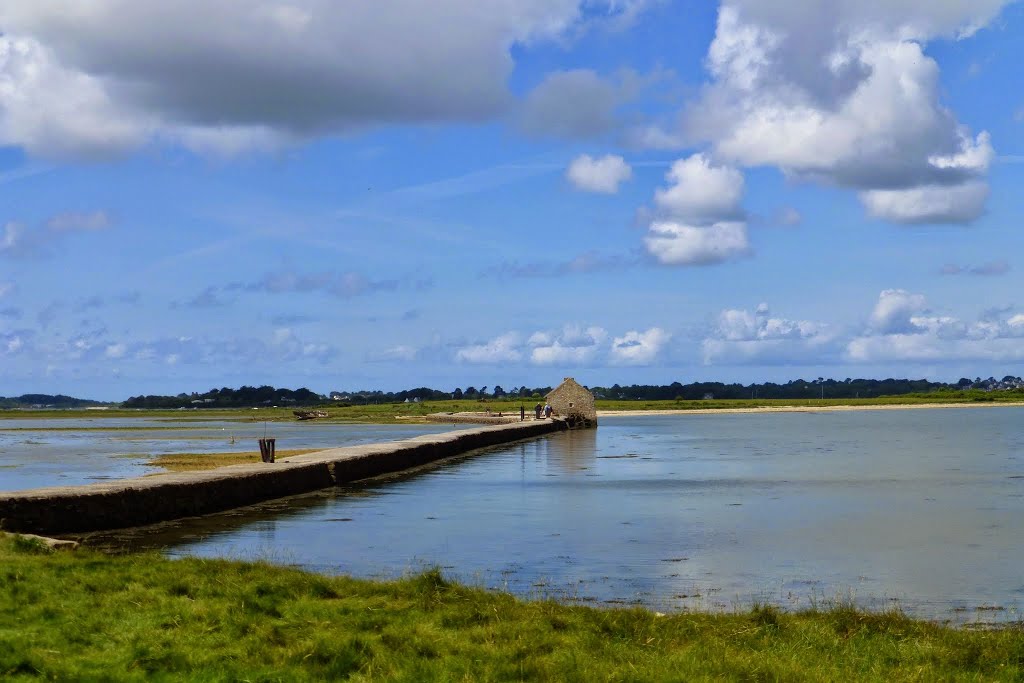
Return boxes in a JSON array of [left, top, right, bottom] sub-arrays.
[[534, 403, 543, 419], [520, 406, 525, 421], [544, 403, 552, 418]]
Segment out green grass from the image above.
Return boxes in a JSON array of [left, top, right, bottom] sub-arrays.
[[144, 449, 320, 473], [1, 536, 1023, 681]]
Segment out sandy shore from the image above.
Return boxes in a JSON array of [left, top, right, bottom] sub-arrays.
[[597, 402, 1024, 417]]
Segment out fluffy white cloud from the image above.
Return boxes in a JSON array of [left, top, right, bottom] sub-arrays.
[[642, 153, 750, 266], [455, 332, 524, 364], [847, 288, 1024, 363], [0, 36, 149, 159], [610, 328, 671, 365], [566, 154, 632, 194], [644, 221, 750, 266], [654, 154, 745, 223], [702, 303, 834, 364], [869, 289, 928, 334], [529, 325, 608, 365], [0, 1, 645, 158], [679, 1, 1006, 224], [860, 181, 990, 224], [455, 324, 666, 365]]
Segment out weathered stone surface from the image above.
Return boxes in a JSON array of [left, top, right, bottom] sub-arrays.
[[546, 378, 597, 427], [0, 419, 566, 535]]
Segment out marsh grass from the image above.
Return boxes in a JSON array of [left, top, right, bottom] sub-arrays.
[[1, 536, 1022, 681], [145, 449, 320, 472]]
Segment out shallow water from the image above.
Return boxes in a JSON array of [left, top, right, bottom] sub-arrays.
[[0, 419, 460, 491], [87, 407, 1024, 624]]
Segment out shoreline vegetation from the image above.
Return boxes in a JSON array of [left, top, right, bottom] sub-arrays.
[[6, 408, 1024, 677], [2, 535, 1023, 681], [3, 393, 1024, 424]]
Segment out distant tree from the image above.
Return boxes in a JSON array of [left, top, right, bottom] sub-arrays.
[[464, 386, 477, 397], [492, 385, 505, 398], [452, 388, 463, 399]]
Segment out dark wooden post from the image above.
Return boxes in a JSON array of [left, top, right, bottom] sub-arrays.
[[258, 438, 276, 463]]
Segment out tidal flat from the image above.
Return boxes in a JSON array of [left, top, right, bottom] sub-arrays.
[[0, 419, 461, 491], [77, 407, 1024, 626]]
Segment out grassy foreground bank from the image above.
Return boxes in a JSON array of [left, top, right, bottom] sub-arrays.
[[1, 536, 1022, 681]]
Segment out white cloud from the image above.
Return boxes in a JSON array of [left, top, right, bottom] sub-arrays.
[[642, 153, 750, 266], [610, 327, 671, 365], [566, 154, 632, 193], [702, 303, 834, 364], [644, 221, 750, 266], [529, 325, 607, 364], [455, 324, 667, 366], [679, 2, 1006, 224], [0, 36, 149, 159], [846, 287, 1024, 364], [0, 1, 647, 158], [869, 289, 928, 334], [654, 154, 745, 223], [455, 332, 523, 364], [860, 181, 990, 224]]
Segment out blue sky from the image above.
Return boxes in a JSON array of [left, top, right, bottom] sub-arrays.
[[1, 0, 1023, 400]]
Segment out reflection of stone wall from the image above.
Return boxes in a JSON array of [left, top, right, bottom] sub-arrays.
[[0, 420, 567, 535], [546, 377, 597, 427]]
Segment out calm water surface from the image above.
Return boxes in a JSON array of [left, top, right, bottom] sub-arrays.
[[0, 418, 460, 491], [94, 408, 1024, 623]]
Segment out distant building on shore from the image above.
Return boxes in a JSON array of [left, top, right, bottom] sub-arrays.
[[545, 377, 597, 427]]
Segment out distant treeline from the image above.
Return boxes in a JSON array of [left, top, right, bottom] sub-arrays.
[[24, 375, 1024, 410], [122, 386, 322, 409], [592, 376, 1023, 400], [121, 375, 1024, 409], [0, 394, 107, 409]]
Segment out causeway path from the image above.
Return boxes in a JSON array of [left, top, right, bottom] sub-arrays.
[[0, 419, 566, 536]]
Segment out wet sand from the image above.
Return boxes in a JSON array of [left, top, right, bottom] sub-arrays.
[[597, 401, 1024, 417]]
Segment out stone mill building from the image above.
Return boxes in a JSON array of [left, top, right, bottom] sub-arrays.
[[545, 377, 597, 428]]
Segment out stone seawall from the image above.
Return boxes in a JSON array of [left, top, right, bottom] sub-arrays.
[[0, 419, 567, 536]]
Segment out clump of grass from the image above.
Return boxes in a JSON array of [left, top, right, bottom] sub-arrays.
[[146, 449, 319, 472], [1, 535, 1023, 680]]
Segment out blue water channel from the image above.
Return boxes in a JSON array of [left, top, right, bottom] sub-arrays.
[[91, 407, 1024, 624]]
